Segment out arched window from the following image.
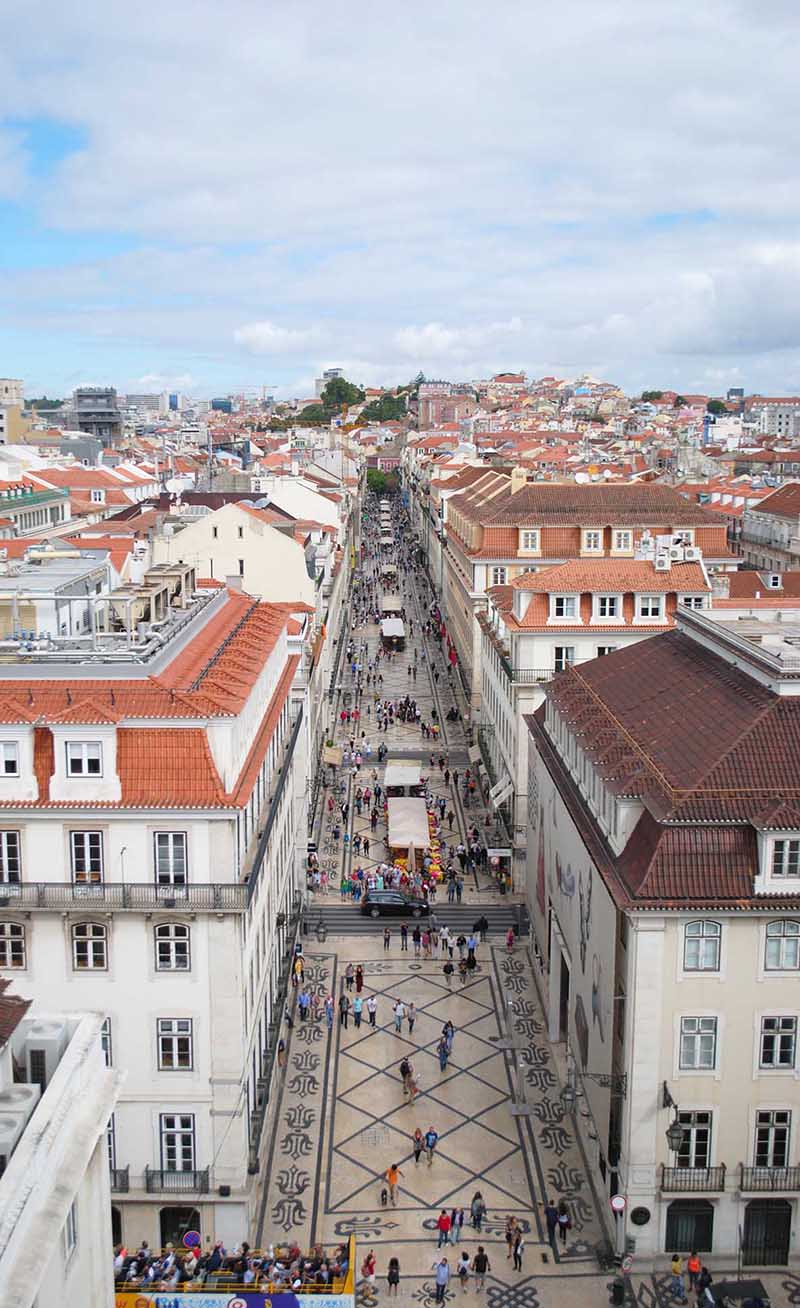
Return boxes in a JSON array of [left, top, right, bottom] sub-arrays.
[[154, 922, 191, 971], [765, 920, 800, 971], [683, 920, 721, 971], [0, 921, 25, 968], [72, 921, 107, 970]]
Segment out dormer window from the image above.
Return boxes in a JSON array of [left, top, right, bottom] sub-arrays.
[[552, 595, 577, 619], [637, 594, 663, 620], [612, 530, 633, 552], [582, 529, 602, 552], [595, 595, 620, 620], [769, 574, 782, 589], [90, 489, 105, 504], [66, 742, 102, 777], [519, 529, 540, 552], [0, 743, 18, 777], [772, 838, 800, 878]]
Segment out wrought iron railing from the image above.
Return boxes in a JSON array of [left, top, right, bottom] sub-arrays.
[[740, 1164, 800, 1192], [661, 1164, 726, 1192], [110, 1166, 129, 1193], [144, 1166, 210, 1194], [0, 883, 246, 912]]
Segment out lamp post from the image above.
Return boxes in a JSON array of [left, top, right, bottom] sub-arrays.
[[663, 1081, 685, 1153]]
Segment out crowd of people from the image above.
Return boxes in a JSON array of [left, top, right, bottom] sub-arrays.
[[113, 1237, 350, 1293]]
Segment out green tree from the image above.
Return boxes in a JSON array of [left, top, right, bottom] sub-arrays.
[[366, 469, 389, 495], [320, 376, 365, 410], [706, 399, 727, 415], [26, 396, 64, 410], [674, 394, 687, 407], [640, 390, 663, 402], [360, 394, 407, 422]]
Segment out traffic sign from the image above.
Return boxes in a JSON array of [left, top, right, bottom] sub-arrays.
[[183, 1230, 201, 1248], [610, 1194, 627, 1215]]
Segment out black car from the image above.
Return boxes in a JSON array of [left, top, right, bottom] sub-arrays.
[[360, 889, 429, 919]]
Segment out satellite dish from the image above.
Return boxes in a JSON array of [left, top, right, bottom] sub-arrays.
[[575, 471, 590, 484]]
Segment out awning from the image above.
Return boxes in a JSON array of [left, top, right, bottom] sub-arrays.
[[381, 618, 405, 638], [322, 745, 343, 765], [384, 762, 422, 789], [380, 534, 394, 545], [387, 796, 430, 850], [468, 744, 482, 764], [381, 593, 402, 611], [381, 564, 398, 576]]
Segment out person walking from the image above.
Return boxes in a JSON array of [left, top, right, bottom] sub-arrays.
[[457, 1250, 470, 1293], [367, 995, 378, 1027], [505, 926, 515, 955], [669, 1254, 688, 1304], [353, 995, 363, 1028], [345, 962, 355, 990], [412, 925, 422, 958], [542, 1198, 559, 1247], [437, 1034, 449, 1071], [443, 959, 454, 988], [425, 1125, 439, 1166], [339, 993, 350, 1028], [400, 923, 408, 951], [361, 1250, 376, 1287], [407, 1002, 417, 1035], [505, 1216, 518, 1260], [687, 1252, 701, 1292], [387, 1256, 400, 1298], [512, 1230, 524, 1272], [470, 1191, 486, 1232], [384, 1162, 403, 1207], [432, 1257, 450, 1304], [383, 927, 391, 951], [412, 1127, 424, 1165], [451, 1208, 465, 1245], [355, 965, 364, 993], [436, 1210, 451, 1248], [556, 1199, 571, 1244], [393, 999, 405, 1032], [471, 1246, 490, 1293], [298, 988, 310, 1021]]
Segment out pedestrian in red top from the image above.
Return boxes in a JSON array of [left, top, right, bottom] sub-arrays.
[[436, 1210, 452, 1248]]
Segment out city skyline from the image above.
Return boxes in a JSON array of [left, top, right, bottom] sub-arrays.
[[3, 1, 800, 397]]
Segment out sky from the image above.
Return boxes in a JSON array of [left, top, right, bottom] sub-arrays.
[[2, 0, 800, 400]]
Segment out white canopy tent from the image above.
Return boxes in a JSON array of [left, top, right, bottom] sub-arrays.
[[387, 796, 430, 858], [384, 762, 422, 790], [380, 617, 405, 639]]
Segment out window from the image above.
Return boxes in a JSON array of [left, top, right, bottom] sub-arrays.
[[238, 558, 245, 577], [62, 1200, 78, 1263], [90, 488, 105, 504], [765, 920, 800, 971], [755, 1109, 791, 1168], [682, 596, 705, 609], [768, 574, 782, 590], [613, 530, 632, 551], [553, 595, 576, 619], [583, 529, 602, 552], [157, 1018, 194, 1070], [596, 595, 619, 619], [101, 1016, 112, 1066], [0, 832, 20, 885], [237, 525, 244, 539], [72, 922, 107, 970], [212, 526, 218, 539], [155, 922, 191, 971], [760, 1016, 796, 1069], [554, 646, 576, 672], [520, 529, 539, 551], [676, 1110, 712, 1169], [673, 530, 694, 545], [684, 920, 721, 972], [772, 839, 800, 879], [597, 646, 618, 657], [490, 566, 507, 586], [0, 922, 25, 968], [679, 1016, 718, 1069], [70, 831, 103, 884], [155, 833, 187, 887], [66, 742, 102, 777], [638, 594, 663, 619], [160, 1113, 196, 1171], [0, 743, 18, 777], [106, 1114, 116, 1170]]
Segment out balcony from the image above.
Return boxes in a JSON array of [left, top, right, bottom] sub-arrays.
[[110, 1166, 130, 1193], [144, 1166, 210, 1195], [0, 882, 247, 913], [661, 1165, 726, 1193], [740, 1165, 800, 1193]]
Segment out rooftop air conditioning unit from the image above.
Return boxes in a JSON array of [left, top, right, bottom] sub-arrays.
[[669, 547, 684, 561], [654, 553, 671, 572], [684, 546, 701, 561], [24, 1020, 69, 1087]]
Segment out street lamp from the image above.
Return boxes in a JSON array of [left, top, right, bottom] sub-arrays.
[[663, 1081, 685, 1153]]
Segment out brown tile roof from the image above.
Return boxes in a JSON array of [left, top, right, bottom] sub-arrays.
[[727, 569, 800, 598], [745, 482, 800, 518], [480, 483, 724, 527], [0, 986, 31, 1047], [510, 560, 709, 593]]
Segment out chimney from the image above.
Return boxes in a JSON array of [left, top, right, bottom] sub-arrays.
[[510, 465, 527, 495]]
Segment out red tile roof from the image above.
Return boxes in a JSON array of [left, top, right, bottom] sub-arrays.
[[748, 482, 800, 518]]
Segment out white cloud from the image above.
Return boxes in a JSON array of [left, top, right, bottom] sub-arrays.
[[395, 318, 523, 361], [233, 320, 320, 355], [136, 371, 195, 389]]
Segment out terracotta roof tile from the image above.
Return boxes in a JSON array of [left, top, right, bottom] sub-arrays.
[[510, 560, 709, 593]]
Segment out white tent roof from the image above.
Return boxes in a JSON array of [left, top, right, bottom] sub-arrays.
[[384, 762, 422, 789], [381, 618, 405, 638], [387, 796, 430, 850], [380, 533, 394, 544], [381, 593, 402, 610], [381, 563, 398, 575]]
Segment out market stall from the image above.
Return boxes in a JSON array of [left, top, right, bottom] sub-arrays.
[[387, 796, 430, 871], [384, 761, 424, 797], [381, 593, 403, 617], [380, 616, 405, 649]]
